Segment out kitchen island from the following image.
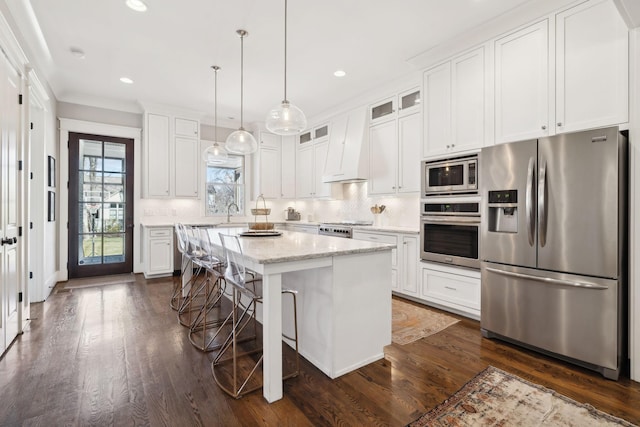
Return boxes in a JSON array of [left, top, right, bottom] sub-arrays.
[[204, 227, 395, 403]]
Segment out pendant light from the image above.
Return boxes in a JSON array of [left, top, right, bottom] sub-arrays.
[[225, 29, 258, 155], [265, 0, 307, 135], [202, 65, 229, 164]]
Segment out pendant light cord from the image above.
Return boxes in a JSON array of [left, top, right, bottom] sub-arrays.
[[214, 66, 218, 142], [283, 0, 288, 103], [240, 32, 245, 129]]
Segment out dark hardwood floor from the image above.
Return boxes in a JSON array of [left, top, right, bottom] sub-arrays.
[[1, 274, 639, 426]]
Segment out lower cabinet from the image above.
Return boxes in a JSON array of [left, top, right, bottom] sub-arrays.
[[420, 261, 480, 319], [353, 230, 419, 295], [143, 226, 174, 278]]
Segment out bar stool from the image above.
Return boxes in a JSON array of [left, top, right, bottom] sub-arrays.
[[187, 227, 230, 352], [170, 223, 198, 311], [177, 226, 222, 328], [212, 233, 299, 398]]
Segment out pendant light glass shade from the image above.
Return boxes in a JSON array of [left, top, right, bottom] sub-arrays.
[[203, 65, 229, 164], [265, 0, 307, 135], [266, 100, 307, 135], [226, 30, 258, 155], [225, 128, 258, 154]]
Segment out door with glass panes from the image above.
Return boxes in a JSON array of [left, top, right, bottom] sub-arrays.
[[68, 133, 134, 278]]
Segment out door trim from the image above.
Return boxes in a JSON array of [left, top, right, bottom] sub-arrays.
[[58, 119, 142, 281]]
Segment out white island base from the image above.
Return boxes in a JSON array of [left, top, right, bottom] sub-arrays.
[[204, 228, 394, 402], [278, 251, 392, 379]]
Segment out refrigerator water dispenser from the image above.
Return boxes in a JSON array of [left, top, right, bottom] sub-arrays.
[[487, 190, 518, 233]]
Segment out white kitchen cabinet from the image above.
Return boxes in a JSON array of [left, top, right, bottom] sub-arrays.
[[281, 135, 296, 198], [143, 226, 174, 278], [369, 120, 397, 195], [352, 231, 418, 296], [400, 235, 419, 297], [174, 137, 199, 198], [143, 111, 200, 199], [423, 47, 486, 158], [398, 113, 421, 193], [369, 96, 396, 125], [295, 144, 314, 198], [145, 113, 171, 198], [254, 131, 282, 199], [555, 0, 628, 133], [175, 117, 199, 138], [494, 20, 550, 143], [295, 132, 342, 199], [420, 262, 480, 319], [398, 88, 422, 117], [352, 230, 398, 291], [369, 92, 421, 196]]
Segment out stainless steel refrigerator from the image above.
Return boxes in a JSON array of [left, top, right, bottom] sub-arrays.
[[480, 126, 627, 380]]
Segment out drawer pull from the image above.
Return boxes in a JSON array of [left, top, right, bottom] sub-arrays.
[[444, 286, 457, 291]]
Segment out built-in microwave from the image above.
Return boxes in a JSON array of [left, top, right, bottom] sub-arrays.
[[422, 155, 478, 196]]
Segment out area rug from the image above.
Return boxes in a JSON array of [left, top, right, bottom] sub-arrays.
[[408, 366, 637, 426], [392, 299, 459, 345]]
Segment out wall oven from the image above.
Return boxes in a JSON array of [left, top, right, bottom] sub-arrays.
[[420, 198, 480, 269], [422, 155, 478, 196]]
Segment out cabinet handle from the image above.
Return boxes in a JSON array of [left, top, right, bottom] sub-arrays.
[[541, 125, 547, 130], [444, 286, 457, 291], [446, 145, 450, 149], [392, 186, 395, 189], [451, 144, 455, 148], [557, 122, 563, 127]]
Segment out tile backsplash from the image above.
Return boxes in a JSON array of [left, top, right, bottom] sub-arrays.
[[140, 182, 419, 228]]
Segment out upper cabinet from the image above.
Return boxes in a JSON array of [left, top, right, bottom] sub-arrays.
[[493, 0, 628, 143], [494, 20, 551, 143], [254, 131, 281, 199], [555, 0, 628, 133], [281, 135, 296, 199], [423, 46, 487, 158], [143, 112, 200, 199], [295, 124, 342, 199], [369, 88, 421, 195]]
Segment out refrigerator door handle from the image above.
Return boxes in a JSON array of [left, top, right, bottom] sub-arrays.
[[485, 266, 609, 290], [538, 160, 547, 247], [526, 157, 535, 246]]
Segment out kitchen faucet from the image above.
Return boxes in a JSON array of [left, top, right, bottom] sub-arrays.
[[226, 202, 239, 223]]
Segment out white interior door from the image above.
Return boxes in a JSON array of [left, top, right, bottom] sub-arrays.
[[0, 53, 21, 354]]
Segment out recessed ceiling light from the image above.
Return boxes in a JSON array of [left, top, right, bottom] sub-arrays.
[[120, 77, 134, 84], [126, 0, 147, 12], [334, 70, 346, 77], [70, 47, 85, 59]]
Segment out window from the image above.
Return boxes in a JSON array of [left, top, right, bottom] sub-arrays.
[[205, 155, 245, 216]]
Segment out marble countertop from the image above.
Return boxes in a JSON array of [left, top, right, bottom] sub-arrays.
[[205, 227, 395, 264], [141, 220, 419, 234]]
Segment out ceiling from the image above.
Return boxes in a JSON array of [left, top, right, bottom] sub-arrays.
[[5, 0, 534, 126]]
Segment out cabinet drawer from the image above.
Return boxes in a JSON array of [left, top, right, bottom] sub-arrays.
[[422, 268, 480, 310], [149, 228, 172, 238]]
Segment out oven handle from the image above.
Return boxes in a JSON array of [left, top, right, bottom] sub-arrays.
[[422, 216, 480, 225]]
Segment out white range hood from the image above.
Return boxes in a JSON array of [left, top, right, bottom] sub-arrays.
[[322, 107, 369, 183]]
